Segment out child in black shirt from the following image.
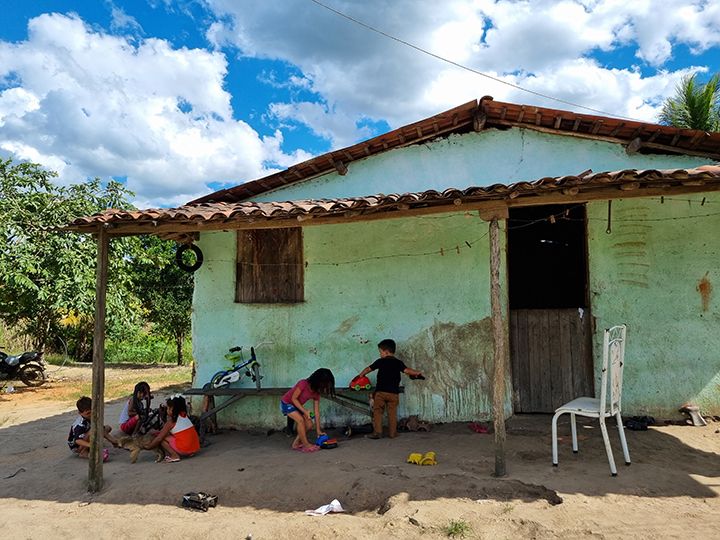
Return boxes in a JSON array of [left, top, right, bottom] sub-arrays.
[[356, 339, 422, 439]]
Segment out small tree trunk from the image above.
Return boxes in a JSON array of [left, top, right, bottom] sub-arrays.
[[176, 334, 184, 366]]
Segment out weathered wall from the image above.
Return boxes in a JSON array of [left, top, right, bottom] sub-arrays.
[[192, 212, 508, 429], [588, 195, 720, 417], [251, 128, 707, 203]]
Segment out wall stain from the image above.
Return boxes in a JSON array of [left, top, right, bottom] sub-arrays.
[[402, 318, 494, 419], [697, 272, 713, 312], [334, 316, 359, 334]]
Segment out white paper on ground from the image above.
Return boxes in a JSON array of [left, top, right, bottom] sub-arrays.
[[305, 499, 345, 516]]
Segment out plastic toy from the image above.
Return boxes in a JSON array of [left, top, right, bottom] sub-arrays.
[[315, 434, 338, 449], [349, 375, 372, 391]]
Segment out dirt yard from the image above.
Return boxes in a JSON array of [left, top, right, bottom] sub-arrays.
[[1, 364, 719, 540]]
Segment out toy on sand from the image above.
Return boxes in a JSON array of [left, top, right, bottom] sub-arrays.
[[316, 434, 338, 449], [349, 375, 372, 391]]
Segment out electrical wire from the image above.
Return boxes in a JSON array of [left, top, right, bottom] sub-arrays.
[[307, 0, 642, 121]]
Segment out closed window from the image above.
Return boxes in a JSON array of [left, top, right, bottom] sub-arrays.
[[236, 228, 304, 303]]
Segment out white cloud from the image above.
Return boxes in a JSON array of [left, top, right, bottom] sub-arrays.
[[0, 13, 302, 205], [201, 0, 720, 134]]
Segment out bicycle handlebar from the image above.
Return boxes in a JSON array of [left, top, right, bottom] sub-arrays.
[[228, 341, 273, 353]]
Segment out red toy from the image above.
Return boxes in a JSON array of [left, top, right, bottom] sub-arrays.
[[349, 375, 372, 390]]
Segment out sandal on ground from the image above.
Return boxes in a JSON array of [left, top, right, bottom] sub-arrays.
[[301, 445, 320, 453], [102, 448, 109, 462], [163, 456, 180, 462], [291, 445, 303, 451]]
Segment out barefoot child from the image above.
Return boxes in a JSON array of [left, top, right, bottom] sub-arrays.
[[281, 368, 335, 452], [68, 396, 118, 460], [144, 395, 200, 462]]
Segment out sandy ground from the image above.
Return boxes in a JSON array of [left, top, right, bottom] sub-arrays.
[[1, 365, 720, 540]]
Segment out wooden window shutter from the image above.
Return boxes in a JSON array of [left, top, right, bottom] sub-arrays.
[[236, 228, 304, 303]]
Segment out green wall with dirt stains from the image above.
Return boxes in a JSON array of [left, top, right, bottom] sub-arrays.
[[190, 125, 716, 427], [191, 212, 509, 429], [587, 195, 720, 418]]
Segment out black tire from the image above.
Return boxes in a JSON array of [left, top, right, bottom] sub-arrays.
[[252, 363, 262, 390], [210, 371, 228, 389], [176, 244, 203, 272], [20, 365, 46, 387]]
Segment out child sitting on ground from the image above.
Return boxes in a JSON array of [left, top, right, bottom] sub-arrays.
[[280, 368, 335, 452], [68, 396, 118, 460], [118, 381, 151, 436], [144, 394, 200, 462]]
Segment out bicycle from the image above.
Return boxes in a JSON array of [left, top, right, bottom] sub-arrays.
[[209, 341, 272, 390]]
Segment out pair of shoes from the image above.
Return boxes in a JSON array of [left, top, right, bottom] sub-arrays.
[[365, 433, 382, 439], [625, 416, 654, 431], [302, 445, 320, 453], [420, 452, 437, 466], [471, 422, 489, 434], [164, 456, 180, 463], [407, 452, 422, 464]]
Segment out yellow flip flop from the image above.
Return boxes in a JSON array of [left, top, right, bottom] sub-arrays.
[[420, 451, 437, 465], [407, 452, 422, 465]]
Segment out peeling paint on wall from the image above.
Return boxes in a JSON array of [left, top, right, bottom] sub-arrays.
[[402, 318, 495, 420]]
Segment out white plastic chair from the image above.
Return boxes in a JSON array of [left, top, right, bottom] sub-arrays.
[[552, 324, 630, 476]]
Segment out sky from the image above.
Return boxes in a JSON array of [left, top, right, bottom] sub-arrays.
[[1, 0, 719, 208]]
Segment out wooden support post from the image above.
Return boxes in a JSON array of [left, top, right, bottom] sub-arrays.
[[88, 227, 109, 493], [489, 217, 507, 477]]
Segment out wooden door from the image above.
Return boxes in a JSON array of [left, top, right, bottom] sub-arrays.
[[507, 204, 593, 413], [510, 308, 594, 413]]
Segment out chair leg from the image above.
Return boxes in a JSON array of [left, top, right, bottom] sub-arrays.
[[615, 411, 631, 466], [570, 413, 578, 453], [551, 411, 561, 466], [598, 418, 618, 476]]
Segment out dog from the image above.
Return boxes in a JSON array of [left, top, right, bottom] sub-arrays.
[[117, 434, 165, 463]]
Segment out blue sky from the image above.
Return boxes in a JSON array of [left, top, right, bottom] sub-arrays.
[[1, 0, 719, 207]]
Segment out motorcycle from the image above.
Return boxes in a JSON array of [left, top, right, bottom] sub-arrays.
[[0, 347, 47, 387]]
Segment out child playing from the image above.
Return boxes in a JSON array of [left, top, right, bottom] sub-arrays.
[[68, 396, 118, 460], [356, 339, 422, 439], [118, 381, 151, 436], [144, 394, 200, 462], [280, 368, 335, 452]]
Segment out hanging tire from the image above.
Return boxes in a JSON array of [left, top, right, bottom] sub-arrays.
[[176, 244, 203, 272], [20, 365, 46, 387], [252, 363, 262, 390]]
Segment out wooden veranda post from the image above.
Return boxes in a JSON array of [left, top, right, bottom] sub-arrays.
[[88, 226, 109, 492], [489, 216, 507, 477]]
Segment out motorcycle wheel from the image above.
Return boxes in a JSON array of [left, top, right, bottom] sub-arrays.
[[252, 363, 262, 390], [20, 365, 46, 387], [210, 371, 228, 389]]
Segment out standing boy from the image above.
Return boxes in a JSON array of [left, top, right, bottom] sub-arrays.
[[356, 339, 422, 439], [68, 396, 118, 459]]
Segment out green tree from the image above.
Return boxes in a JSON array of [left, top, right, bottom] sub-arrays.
[[0, 158, 140, 353], [132, 236, 193, 365], [658, 72, 720, 131]]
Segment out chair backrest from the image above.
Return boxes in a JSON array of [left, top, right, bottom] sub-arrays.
[[598, 324, 627, 416]]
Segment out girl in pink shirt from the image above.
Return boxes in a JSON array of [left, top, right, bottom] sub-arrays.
[[281, 368, 335, 452]]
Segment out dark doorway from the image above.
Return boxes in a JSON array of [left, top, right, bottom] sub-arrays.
[[508, 204, 588, 309], [507, 204, 594, 413]]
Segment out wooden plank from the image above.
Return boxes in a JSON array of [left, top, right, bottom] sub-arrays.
[[527, 310, 543, 412], [557, 309, 575, 403], [569, 311, 587, 398], [88, 227, 109, 493], [198, 393, 247, 422], [548, 310, 564, 410], [510, 310, 521, 410], [581, 310, 595, 396], [518, 310, 531, 412], [537, 310, 552, 412]]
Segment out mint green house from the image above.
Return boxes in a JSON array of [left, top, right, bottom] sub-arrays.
[[68, 98, 720, 429]]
